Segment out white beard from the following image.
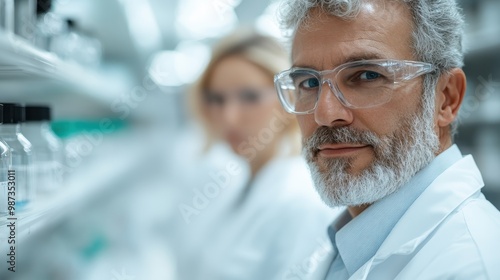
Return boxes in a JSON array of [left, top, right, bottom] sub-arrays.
[[302, 109, 440, 208]]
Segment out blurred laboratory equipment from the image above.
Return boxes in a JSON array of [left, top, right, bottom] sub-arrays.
[[0, 104, 33, 210], [49, 18, 102, 67], [32, 0, 59, 50], [0, 0, 14, 32], [21, 105, 63, 193], [0, 104, 13, 215], [13, 0, 36, 42]]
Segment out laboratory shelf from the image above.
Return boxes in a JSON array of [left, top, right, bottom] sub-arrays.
[[0, 31, 127, 103], [0, 134, 150, 256], [464, 30, 500, 59]]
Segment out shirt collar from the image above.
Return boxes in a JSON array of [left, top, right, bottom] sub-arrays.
[[328, 144, 463, 276]]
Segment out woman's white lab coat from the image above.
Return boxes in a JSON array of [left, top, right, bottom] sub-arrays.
[[301, 155, 500, 280], [168, 135, 339, 280]]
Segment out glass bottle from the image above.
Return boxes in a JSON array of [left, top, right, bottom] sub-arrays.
[[0, 104, 13, 214], [22, 105, 63, 193], [0, 103, 33, 210]]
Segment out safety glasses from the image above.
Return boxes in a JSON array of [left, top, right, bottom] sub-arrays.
[[274, 59, 435, 115]]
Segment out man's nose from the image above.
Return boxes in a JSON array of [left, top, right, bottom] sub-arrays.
[[314, 80, 354, 127]]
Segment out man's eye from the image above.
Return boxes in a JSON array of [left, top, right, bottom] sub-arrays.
[[359, 71, 382, 80], [300, 78, 320, 89]]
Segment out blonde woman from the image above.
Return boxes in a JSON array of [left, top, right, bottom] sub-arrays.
[[170, 29, 338, 280]]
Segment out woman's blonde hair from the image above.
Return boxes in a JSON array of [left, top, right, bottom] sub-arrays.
[[189, 28, 300, 154]]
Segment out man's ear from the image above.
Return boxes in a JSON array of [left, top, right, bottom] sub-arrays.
[[436, 68, 466, 129]]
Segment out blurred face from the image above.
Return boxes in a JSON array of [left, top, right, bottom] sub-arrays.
[[205, 55, 284, 156], [292, 2, 440, 207]]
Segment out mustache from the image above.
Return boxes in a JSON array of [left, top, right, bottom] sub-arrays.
[[303, 126, 382, 155]]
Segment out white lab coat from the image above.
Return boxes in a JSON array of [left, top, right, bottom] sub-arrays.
[[298, 155, 500, 280], [167, 132, 341, 280]]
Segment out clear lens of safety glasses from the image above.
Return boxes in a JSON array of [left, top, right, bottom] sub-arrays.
[[274, 60, 435, 115]]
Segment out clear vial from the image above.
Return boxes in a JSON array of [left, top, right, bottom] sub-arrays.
[[0, 103, 33, 210], [21, 105, 63, 193], [0, 104, 13, 215]]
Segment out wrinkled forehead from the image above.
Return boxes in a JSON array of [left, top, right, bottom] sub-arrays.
[[291, 1, 415, 70]]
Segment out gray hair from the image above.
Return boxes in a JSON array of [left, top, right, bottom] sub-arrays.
[[279, 0, 465, 137]]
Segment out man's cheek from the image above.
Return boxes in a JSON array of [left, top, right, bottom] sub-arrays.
[[297, 116, 315, 137]]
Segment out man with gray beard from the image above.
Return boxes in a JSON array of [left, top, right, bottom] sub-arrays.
[[274, 0, 500, 279]]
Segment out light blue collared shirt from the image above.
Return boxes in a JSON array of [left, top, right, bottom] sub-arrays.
[[325, 145, 463, 279]]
